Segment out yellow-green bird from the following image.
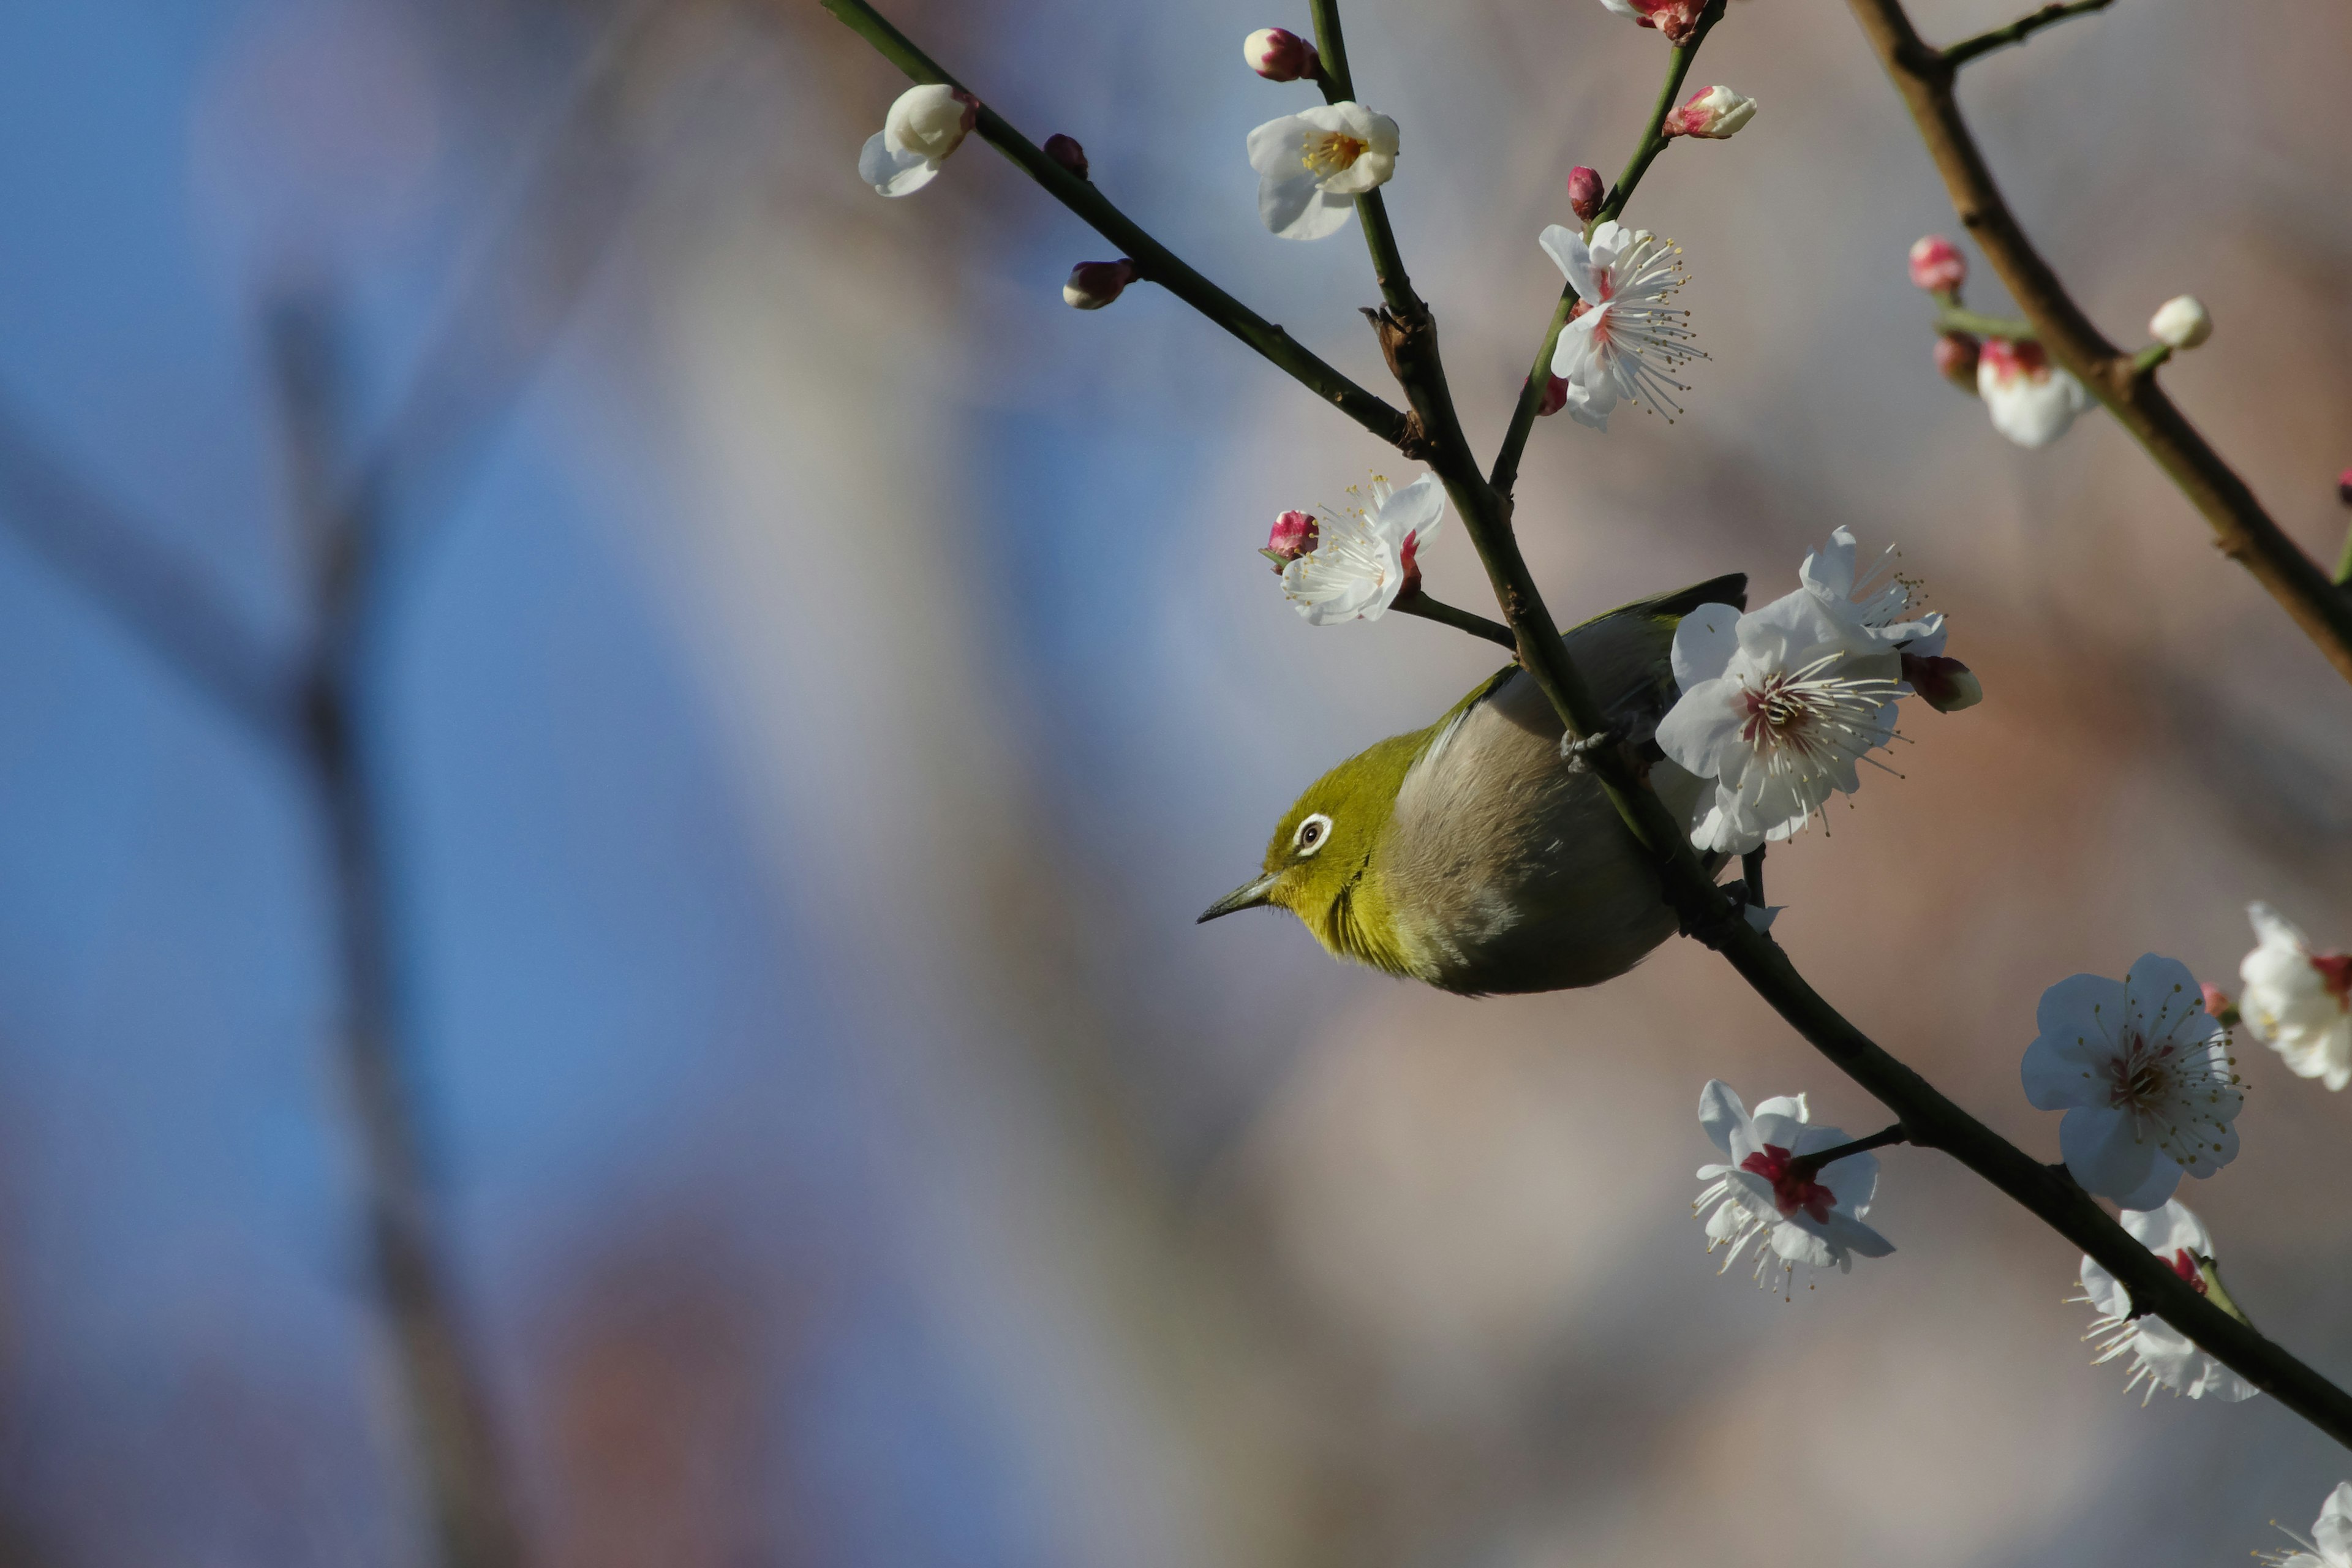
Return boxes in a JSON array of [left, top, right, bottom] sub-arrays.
[[1199, 573, 1746, 995]]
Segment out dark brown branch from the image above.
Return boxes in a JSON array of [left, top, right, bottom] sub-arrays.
[[817, 0, 1417, 451], [1943, 0, 2115, 68], [1847, 0, 2352, 687]]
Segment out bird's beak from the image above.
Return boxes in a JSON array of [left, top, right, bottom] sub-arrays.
[[1197, 872, 1280, 924]]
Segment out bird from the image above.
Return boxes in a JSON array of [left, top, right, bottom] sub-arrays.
[[1198, 573, 1746, 995]]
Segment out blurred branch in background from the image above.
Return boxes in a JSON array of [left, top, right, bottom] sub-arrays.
[[0, 0, 684, 1560]]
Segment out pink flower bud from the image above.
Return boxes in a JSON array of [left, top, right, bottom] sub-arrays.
[[1243, 27, 1319, 82], [1660, 85, 1756, 140], [1261, 510, 1319, 568], [1567, 166, 1604, 222], [1934, 331, 1980, 389], [2200, 983, 2240, 1027], [2337, 467, 2351, 507], [1042, 134, 1089, 181], [1601, 0, 1709, 45], [1063, 258, 1137, 310], [1536, 375, 1569, 418], [1977, 336, 2048, 383], [1899, 652, 1982, 713], [1909, 235, 1966, 294]]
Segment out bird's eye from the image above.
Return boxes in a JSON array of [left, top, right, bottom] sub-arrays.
[[1293, 813, 1332, 856]]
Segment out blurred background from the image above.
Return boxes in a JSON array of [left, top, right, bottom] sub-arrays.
[[2, 0, 2349, 1562]]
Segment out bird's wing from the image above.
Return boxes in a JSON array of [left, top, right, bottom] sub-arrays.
[[1573, 571, 1748, 629]]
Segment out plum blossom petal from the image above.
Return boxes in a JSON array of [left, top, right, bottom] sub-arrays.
[[1246, 102, 1398, 241], [1978, 337, 2090, 448], [1692, 1080, 1892, 1295], [1539, 221, 1702, 429], [2239, 902, 2352, 1091], [2261, 1483, 2352, 1568], [2021, 954, 2242, 1202], [1279, 473, 1443, 624], [2075, 1199, 2258, 1404]]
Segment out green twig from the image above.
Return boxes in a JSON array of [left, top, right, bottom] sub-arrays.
[[1393, 590, 1515, 649], [1305, 0, 1424, 320], [1490, 4, 1721, 498], [820, 0, 1417, 450], [1935, 304, 2035, 341], [1943, 0, 2116, 68]]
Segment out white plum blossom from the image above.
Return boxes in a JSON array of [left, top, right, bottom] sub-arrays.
[[2261, 1482, 2352, 1568], [2239, 902, 2352, 1091], [1659, 529, 1966, 853], [1978, 337, 2090, 448], [1279, 472, 1442, 624], [1539, 221, 1701, 429], [1245, 102, 1398, 241], [858, 84, 978, 198], [2075, 1199, 2257, 1404], [2022, 954, 2242, 1208], [1692, 1080, 1893, 1293]]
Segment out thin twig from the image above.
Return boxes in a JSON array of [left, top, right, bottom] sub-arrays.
[[1393, 591, 1515, 649], [818, 0, 1417, 451], [1305, 1, 1424, 322], [1943, 0, 2116, 69], [1847, 0, 2352, 686], [1934, 304, 2034, 341], [1787, 1122, 1909, 1182], [1491, 9, 1719, 497]]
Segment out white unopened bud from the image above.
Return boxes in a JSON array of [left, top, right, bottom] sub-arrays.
[[1662, 85, 1756, 140], [2149, 294, 2212, 350], [1243, 27, 1319, 82], [1063, 259, 1138, 310], [859, 83, 979, 198]]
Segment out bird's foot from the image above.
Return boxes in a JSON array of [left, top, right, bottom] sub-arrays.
[[1558, 727, 1615, 765]]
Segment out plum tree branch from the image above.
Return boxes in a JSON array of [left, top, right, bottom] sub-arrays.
[[1845, 0, 2352, 687], [818, 0, 1418, 451], [1491, 7, 1720, 498], [1943, 0, 2115, 69], [1393, 590, 1515, 649], [829, 0, 2352, 1457]]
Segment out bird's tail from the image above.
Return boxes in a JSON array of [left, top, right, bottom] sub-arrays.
[[1633, 571, 1747, 619]]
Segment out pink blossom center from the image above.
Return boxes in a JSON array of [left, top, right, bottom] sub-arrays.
[[1740, 1144, 1835, 1223], [2168, 1248, 2209, 1295], [2102, 1028, 2176, 1113], [1397, 530, 1425, 599], [2312, 952, 2352, 1012], [1738, 671, 1814, 748]]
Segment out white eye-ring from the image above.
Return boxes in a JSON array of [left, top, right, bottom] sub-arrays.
[[1292, 812, 1333, 856]]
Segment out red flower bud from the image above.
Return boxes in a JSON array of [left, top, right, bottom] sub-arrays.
[[1042, 134, 1089, 181], [1536, 375, 1569, 418], [2200, 983, 2241, 1028], [1934, 331, 1980, 390], [1261, 509, 1318, 568], [1567, 166, 1604, 223], [1900, 653, 1982, 713], [1062, 258, 1137, 310], [1908, 235, 1967, 294], [2338, 467, 2352, 507], [1243, 28, 1319, 82]]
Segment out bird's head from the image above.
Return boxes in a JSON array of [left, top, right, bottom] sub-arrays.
[[1198, 731, 1423, 954]]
